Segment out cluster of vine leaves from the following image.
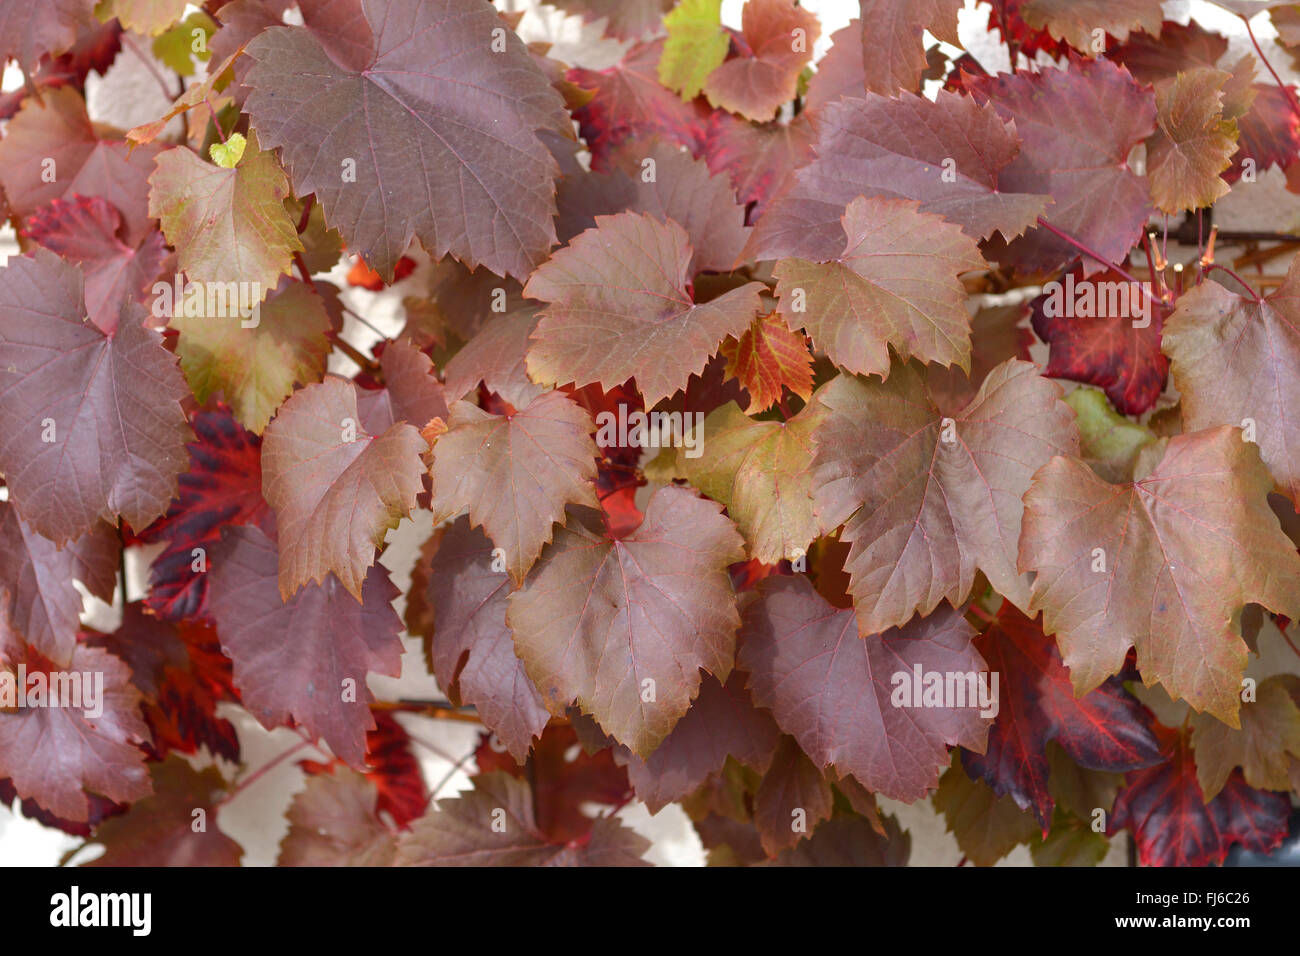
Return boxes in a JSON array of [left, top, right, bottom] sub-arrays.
[[1, 0, 1300, 867]]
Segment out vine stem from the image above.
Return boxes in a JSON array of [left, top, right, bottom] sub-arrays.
[[217, 738, 318, 807], [1206, 263, 1264, 303], [966, 604, 995, 625], [296, 194, 315, 233], [1281, 626, 1300, 664], [121, 34, 174, 103], [1033, 218, 1167, 309], [1242, 14, 1300, 122]]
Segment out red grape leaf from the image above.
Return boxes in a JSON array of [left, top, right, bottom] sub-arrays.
[[0, 502, 116, 666], [429, 392, 600, 585], [547, 0, 672, 40], [85, 604, 240, 762], [568, 39, 712, 172], [855, 0, 961, 95], [960, 603, 1162, 828], [476, 722, 632, 843], [1020, 426, 1300, 725], [0, 0, 94, 73], [442, 309, 546, 411], [0, 644, 151, 821], [738, 574, 991, 802], [356, 711, 428, 828], [556, 139, 748, 273], [749, 91, 1049, 259], [84, 758, 243, 866], [702, 0, 819, 122], [773, 196, 985, 377], [355, 337, 449, 434], [1146, 67, 1241, 212], [148, 130, 301, 296], [967, 57, 1157, 275], [206, 523, 404, 767], [811, 358, 1078, 634], [507, 486, 745, 756], [1110, 725, 1290, 866], [1109, 18, 1228, 83], [261, 377, 426, 600], [762, 812, 910, 866], [414, 517, 549, 762], [395, 770, 649, 866], [25, 195, 169, 333], [242, 0, 570, 282], [136, 407, 270, 621], [927, 302, 1034, 416], [804, 20, 865, 112], [702, 111, 815, 218], [719, 311, 813, 414], [1029, 266, 1169, 416], [1233, 84, 1300, 176], [665, 399, 825, 564], [753, 735, 832, 855], [172, 276, 333, 435], [0, 87, 162, 247], [523, 212, 765, 408], [1163, 265, 1300, 503], [624, 671, 780, 813], [278, 766, 396, 865], [1019, 0, 1164, 50], [0, 250, 193, 545], [934, 755, 1039, 866], [1191, 675, 1300, 800]]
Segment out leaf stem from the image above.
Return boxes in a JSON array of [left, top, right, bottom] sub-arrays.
[[1242, 14, 1300, 122], [1033, 217, 1166, 308], [121, 33, 175, 103], [217, 738, 318, 807], [296, 194, 315, 234], [1206, 263, 1264, 303]]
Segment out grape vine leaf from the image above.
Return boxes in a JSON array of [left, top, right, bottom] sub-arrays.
[[1191, 675, 1300, 800], [0, 502, 117, 666], [149, 130, 301, 298], [749, 90, 1050, 259], [774, 196, 985, 378], [658, 0, 728, 101], [702, 0, 819, 122], [960, 603, 1162, 828], [355, 337, 449, 435], [84, 758, 243, 866], [136, 407, 270, 621], [719, 311, 813, 414], [934, 755, 1039, 866], [94, 0, 188, 36], [1110, 725, 1290, 867], [753, 735, 833, 855], [738, 574, 992, 802], [261, 377, 426, 600], [278, 767, 396, 866], [0, 0, 94, 73], [507, 486, 745, 756], [547, 0, 672, 40], [412, 517, 549, 762], [0, 644, 151, 822], [1029, 266, 1169, 416], [663, 399, 825, 564], [702, 110, 815, 217], [0, 87, 162, 247], [171, 276, 334, 435], [25, 194, 169, 334], [1146, 67, 1242, 213], [568, 39, 711, 171], [429, 391, 599, 585], [624, 671, 780, 813], [1162, 264, 1300, 503], [855, 0, 961, 95], [1019, 426, 1300, 725], [0, 250, 193, 545], [967, 57, 1157, 275], [395, 771, 650, 866], [442, 309, 546, 411], [523, 212, 765, 408], [206, 523, 404, 767], [811, 358, 1078, 635], [1019, 0, 1164, 50], [243, 0, 571, 281]]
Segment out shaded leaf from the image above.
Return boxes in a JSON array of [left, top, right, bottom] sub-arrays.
[[278, 767, 397, 865]]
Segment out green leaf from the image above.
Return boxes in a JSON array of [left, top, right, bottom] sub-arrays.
[[659, 0, 728, 100]]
